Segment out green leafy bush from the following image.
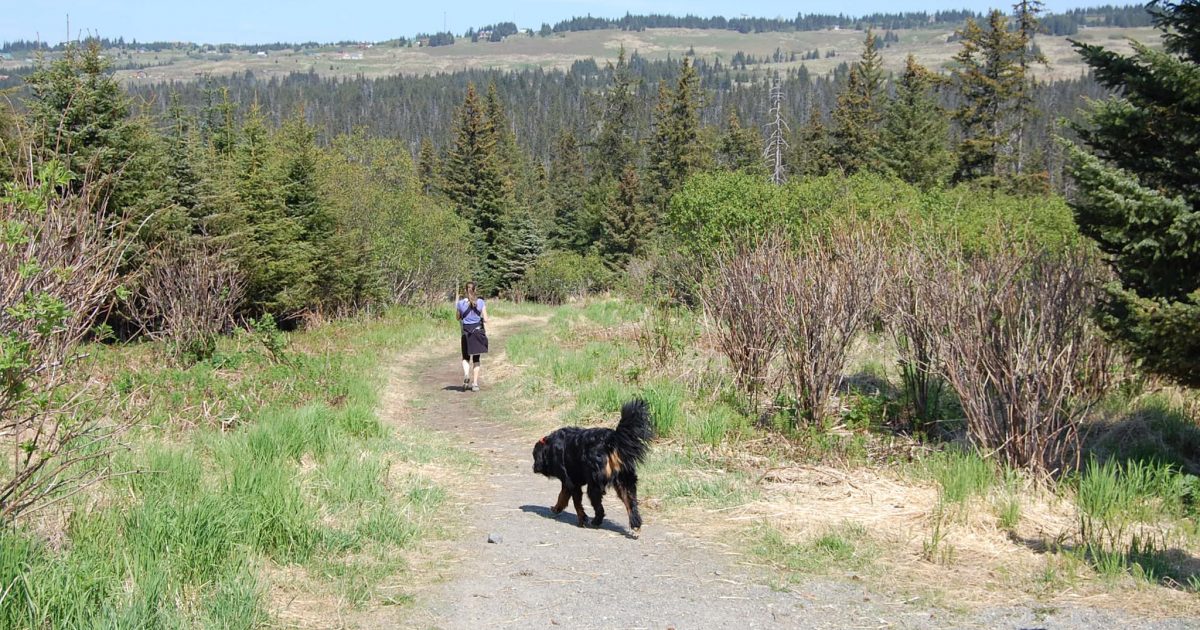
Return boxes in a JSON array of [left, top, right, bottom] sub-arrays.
[[518, 250, 611, 304]]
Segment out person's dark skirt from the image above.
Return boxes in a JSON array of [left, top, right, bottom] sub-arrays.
[[461, 322, 488, 362]]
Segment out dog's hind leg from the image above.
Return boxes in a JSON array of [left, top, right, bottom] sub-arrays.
[[550, 485, 569, 514], [571, 488, 587, 527], [615, 472, 642, 535], [587, 484, 606, 527]]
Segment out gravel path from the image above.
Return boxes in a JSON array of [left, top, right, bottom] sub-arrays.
[[369, 316, 1197, 630]]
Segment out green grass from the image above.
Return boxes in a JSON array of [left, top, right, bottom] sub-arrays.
[[1074, 457, 1199, 585], [754, 522, 877, 578], [0, 307, 465, 627], [918, 447, 997, 507]]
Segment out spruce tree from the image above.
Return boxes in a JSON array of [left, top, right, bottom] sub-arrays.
[[493, 207, 545, 291], [0, 99, 15, 181], [484, 81, 522, 201], [591, 47, 638, 182], [1066, 0, 1200, 387], [164, 93, 205, 233], [789, 101, 836, 178], [599, 165, 650, 267], [417, 137, 439, 194], [547, 129, 591, 252], [234, 103, 313, 315], [951, 10, 1028, 181], [1013, 0, 1048, 175], [24, 40, 159, 226], [443, 83, 506, 256], [718, 111, 766, 175], [646, 58, 704, 212], [277, 111, 336, 307], [880, 55, 953, 188], [830, 29, 886, 174]]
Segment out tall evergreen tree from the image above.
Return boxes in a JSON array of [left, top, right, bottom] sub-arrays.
[[0, 98, 15, 181], [718, 111, 766, 175], [1066, 0, 1200, 387], [646, 57, 704, 212], [163, 93, 205, 233], [24, 40, 161, 227], [277, 111, 337, 307], [234, 103, 313, 315], [493, 206, 545, 291], [484, 80, 522, 201], [880, 55, 953, 188], [547, 129, 591, 252], [204, 84, 238, 157], [1012, 0, 1048, 175], [599, 165, 650, 267], [951, 10, 1027, 180], [789, 101, 836, 178], [591, 47, 638, 182], [830, 29, 886, 174], [443, 83, 506, 255], [417, 137, 439, 194]]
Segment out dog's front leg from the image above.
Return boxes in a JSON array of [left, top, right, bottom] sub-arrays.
[[550, 485, 569, 514], [570, 488, 587, 526]]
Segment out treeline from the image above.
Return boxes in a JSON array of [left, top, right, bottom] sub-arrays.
[[542, 4, 1151, 36], [2, 4, 1154, 54], [128, 53, 1107, 191]]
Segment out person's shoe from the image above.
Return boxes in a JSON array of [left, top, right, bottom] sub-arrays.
[[471, 383, 480, 392], [463, 376, 470, 390]]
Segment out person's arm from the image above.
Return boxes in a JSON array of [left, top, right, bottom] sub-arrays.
[[480, 304, 488, 324], [455, 301, 463, 322]]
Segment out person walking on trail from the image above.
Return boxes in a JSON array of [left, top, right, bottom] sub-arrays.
[[456, 281, 489, 392]]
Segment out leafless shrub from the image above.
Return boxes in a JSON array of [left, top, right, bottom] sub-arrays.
[[771, 228, 888, 425], [913, 244, 1113, 476], [699, 237, 787, 413], [883, 248, 946, 433], [133, 240, 245, 361], [0, 158, 135, 521]]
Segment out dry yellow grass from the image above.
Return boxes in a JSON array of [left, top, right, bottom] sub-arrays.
[[0, 25, 1158, 86]]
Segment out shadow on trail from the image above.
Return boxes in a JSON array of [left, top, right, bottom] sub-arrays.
[[519, 504, 637, 538]]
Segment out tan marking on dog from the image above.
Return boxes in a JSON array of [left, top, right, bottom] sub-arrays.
[[604, 450, 624, 478]]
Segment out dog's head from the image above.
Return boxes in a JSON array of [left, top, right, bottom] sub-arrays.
[[532, 434, 554, 476]]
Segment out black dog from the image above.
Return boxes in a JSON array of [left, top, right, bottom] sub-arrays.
[[532, 400, 652, 535]]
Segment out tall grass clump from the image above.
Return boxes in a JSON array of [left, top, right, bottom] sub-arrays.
[[1075, 457, 1197, 581]]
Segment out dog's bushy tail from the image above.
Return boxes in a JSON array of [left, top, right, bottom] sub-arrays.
[[611, 399, 653, 464]]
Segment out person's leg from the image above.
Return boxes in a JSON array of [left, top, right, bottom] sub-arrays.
[[470, 355, 481, 389], [460, 336, 470, 386]]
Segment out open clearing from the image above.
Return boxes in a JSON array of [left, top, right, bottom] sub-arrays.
[[0, 26, 1158, 85]]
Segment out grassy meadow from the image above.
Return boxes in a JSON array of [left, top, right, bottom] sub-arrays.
[[0, 26, 1157, 86], [0, 308, 471, 627]]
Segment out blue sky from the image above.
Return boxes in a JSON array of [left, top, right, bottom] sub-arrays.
[[5, 1, 1117, 45]]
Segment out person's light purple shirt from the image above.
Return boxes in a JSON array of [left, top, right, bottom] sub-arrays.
[[458, 298, 485, 325]]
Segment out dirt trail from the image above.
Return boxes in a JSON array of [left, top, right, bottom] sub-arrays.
[[364, 315, 1194, 630]]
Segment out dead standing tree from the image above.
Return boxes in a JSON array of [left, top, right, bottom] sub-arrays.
[[764, 78, 789, 185]]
